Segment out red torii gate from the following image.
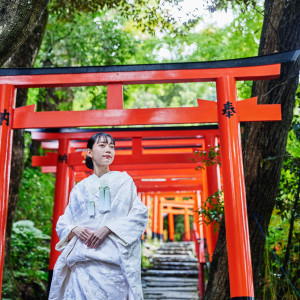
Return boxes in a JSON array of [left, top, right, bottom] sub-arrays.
[[161, 195, 196, 241], [0, 50, 297, 298]]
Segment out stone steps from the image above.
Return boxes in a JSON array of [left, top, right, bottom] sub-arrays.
[[155, 250, 195, 255], [152, 255, 198, 262], [150, 263, 198, 270], [142, 276, 198, 287], [142, 269, 199, 277], [143, 290, 199, 299], [142, 242, 199, 299]]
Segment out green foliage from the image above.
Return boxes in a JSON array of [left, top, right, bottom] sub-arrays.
[[262, 91, 300, 299], [276, 154, 300, 219], [194, 146, 221, 170], [194, 145, 224, 230], [132, 5, 262, 64], [4, 167, 55, 297], [10, 220, 50, 296], [261, 212, 300, 300], [124, 82, 217, 110], [124, 7, 262, 109], [23, 132, 32, 164], [286, 87, 300, 158], [174, 215, 185, 241], [16, 167, 55, 236], [141, 240, 159, 269], [207, 0, 260, 13], [37, 12, 139, 68], [276, 92, 300, 218], [199, 190, 224, 232], [31, 11, 141, 111], [287, 129, 300, 158], [48, 0, 198, 34], [141, 254, 153, 269]]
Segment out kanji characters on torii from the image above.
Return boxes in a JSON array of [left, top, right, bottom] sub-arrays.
[[1, 50, 297, 299]]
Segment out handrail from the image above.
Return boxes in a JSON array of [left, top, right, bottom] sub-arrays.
[[192, 223, 206, 299]]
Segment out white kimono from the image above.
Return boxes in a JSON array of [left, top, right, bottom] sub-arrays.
[[49, 171, 149, 300]]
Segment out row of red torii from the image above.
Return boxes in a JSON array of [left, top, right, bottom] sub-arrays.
[[1, 50, 298, 299], [30, 126, 221, 264]]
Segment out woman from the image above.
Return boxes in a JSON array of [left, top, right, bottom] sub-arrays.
[[49, 132, 149, 300]]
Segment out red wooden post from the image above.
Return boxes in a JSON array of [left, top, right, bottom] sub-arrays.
[[216, 75, 254, 298], [0, 84, 15, 295], [152, 195, 158, 239], [168, 212, 174, 241], [196, 191, 202, 236], [139, 193, 144, 212], [158, 196, 163, 242], [184, 207, 191, 241], [193, 191, 200, 236], [107, 83, 123, 109], [205, 134, 221, 255], [68, 166, 75, 197], [141, 193, 145, 205], [201, 166, 214, 260], [145, 194, 151, 240], [49, 139, 70, 272], [195, 191, 206, 299], [140, 193, 145, 241], [68, 148, 76, 197]]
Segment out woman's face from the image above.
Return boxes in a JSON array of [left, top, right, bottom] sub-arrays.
[[87, 136, 115, 167]]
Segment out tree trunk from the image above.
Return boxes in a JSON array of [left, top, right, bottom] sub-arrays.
[[204, 0, 300, 299], [1, 10, 48, 299], [0, 0, 49, 66]]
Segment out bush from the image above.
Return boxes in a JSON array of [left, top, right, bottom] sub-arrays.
[[10, 220, 50, 298]]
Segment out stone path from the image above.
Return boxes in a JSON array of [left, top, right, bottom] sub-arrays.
[[142, 242, 199, 299]]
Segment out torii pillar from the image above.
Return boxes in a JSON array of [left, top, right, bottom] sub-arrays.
[[68, 148, 76, 197], [216, 76, 253, 298], [184, 207, 191, 241], [0, 85, 15, 288], [168, 212, 175, 241], [140, 193, 146, 241], [193, 191, 201, 236], [157, 196, 164, 242], [201, 165, 213, 259], [144, 194, 151, 240], [205, 134, 221, 257], [152, 195, 159, 240], [48, 138, 70, 282]]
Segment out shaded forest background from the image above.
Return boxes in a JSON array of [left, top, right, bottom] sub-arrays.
[[0, 0, 299, 299]]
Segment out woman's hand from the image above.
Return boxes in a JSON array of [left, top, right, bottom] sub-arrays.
[[85, 226, 112, 248], [71, 226, 93, 242]]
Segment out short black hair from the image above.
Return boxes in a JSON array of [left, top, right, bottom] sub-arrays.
[[85, 132, 115, 170]]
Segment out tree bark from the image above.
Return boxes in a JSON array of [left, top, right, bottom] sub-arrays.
[[0, 0, 49, 66], [204, 0, 300, 299], [1, 10, 48, 299]]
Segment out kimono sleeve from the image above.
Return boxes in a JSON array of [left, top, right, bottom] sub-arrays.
[[105, 179, 148, 247], [55, 186, 80, 251]]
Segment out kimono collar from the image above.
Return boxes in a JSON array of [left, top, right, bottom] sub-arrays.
[[86, 172, 111, 196]]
